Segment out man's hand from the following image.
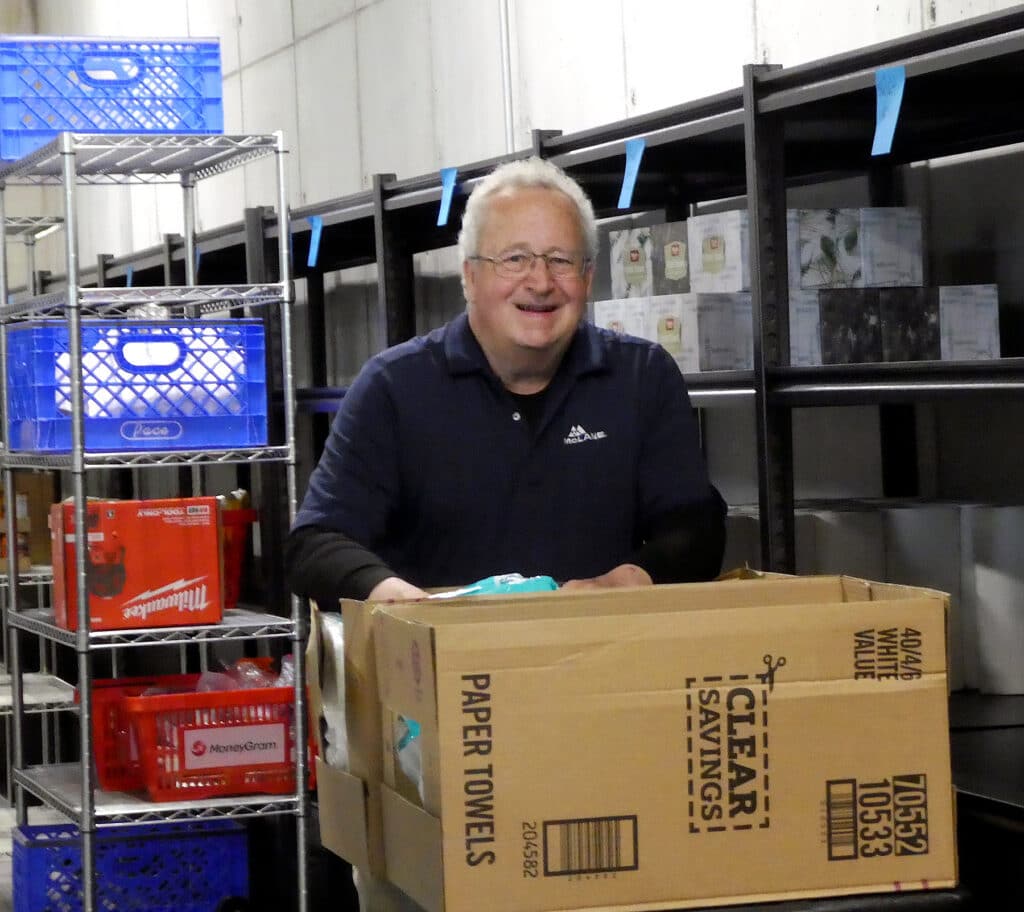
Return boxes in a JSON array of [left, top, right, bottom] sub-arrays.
[[560, 563, 653, 591], [367, 576, 431, 601]]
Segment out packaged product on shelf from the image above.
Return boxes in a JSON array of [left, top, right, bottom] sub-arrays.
[[880, 286, 941, 361], [50, 496, 223, 631], [938, 284, 1001, 360], [796, 208, 862, 288], [649, 220, 690, 294], [687, 209, 750, 293], [788, 289, 823, 366], [688, 210, 802, 294], [608, 227, 653, 298], [797, 208, 924, 289], [318, 576, 957, 912], [860, 207, 924, 287], [697, 293, 753, 370], [592, 297, 647, 338], [648, 293, 699, 374], [818, 288, 883, 364]]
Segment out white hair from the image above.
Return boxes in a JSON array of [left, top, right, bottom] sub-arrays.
[[457, 157, 599, 267]]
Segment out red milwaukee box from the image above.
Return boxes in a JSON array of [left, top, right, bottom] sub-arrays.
[[51, 497, 223, 631]]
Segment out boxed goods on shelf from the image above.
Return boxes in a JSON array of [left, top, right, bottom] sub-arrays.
[[12, 819, 247, 912], [50, 495, 223, 631], [698, 292, 753, 370], [818, 288, 883, 364], [939, 284, 1001, 360], [608, 226, 653, 298], [593, 294, 699, 374], [687, 209, 751, 293], [610, 221, 691, 298], [788, 289, 823, 366], [0, 36, 224, 161], [797, 208, 924, 289], [5, 319, 268, 453], [880, 287, 941, 362], [313, 575, 957, 912]]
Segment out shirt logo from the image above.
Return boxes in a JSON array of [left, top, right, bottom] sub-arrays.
[[564, 424, 608, 445]]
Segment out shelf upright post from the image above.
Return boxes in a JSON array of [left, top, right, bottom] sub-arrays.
[[371, 173, 415, 348], [61, 132, 98, 912], [743, 64, 796, 572], [0, 183, 24, 813], [276, 129, 309, 912], [24, 230, 36, 295], [182, 171, 204, 501]]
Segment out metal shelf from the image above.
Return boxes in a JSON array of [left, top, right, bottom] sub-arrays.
[[685, 370, 757, 407], [2, 216, 63, 240], [0, 446, 291, 470], [0, 567, 54, 588], [0, 283, 285, 320], [0, 673, 75, 716], [768, 358, 1024, 406], [8, 607, 295, 650], [13, 764, 300, 827], [0, 133, 282, 186]]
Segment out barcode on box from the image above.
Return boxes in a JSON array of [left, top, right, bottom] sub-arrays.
[[826, 779, 857, 860], [543, 815, 638, 876]]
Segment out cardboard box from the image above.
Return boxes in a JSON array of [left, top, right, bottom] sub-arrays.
[[0, 516, 31, 573], [819, 289, 883, 364], [608, 227, 654, 299], [315, 577, 957, 912], [859, 208, 924, 287], [51, 497, 223, 631], [0, 471, 57, 569], [798, 208, 923, 290], [592, 297, 647, 339], [939, 284, 1000, 361], [697, 293, 753, 370], [880, 287, 940, 362], [650, 221, 690, 295], [789, 290, 823, 367], [687, 210, 750, 293], [648, 293, 699, 374]]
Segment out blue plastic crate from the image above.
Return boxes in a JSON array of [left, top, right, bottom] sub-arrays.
[[0, 36, 223, 160], [5, 319, 268, 452], [13, 820, 248, 912]]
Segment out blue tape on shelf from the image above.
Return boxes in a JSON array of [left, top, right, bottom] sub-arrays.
[[617, 138, 645, 209], [307, 215, 323, 268], [437, 167, 457, 227], [125, 265, 133, 287], [194, 247, 201, 279], [871, 65, 906, 156]]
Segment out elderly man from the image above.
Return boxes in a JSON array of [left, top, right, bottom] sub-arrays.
[[286, 157, 725, 605]]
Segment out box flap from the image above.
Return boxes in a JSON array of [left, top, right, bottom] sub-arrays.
[[315, 759, 370, 870], [381, 784, 444, 912], [341, 597, 388, 876], [305, 602, 326, 759]]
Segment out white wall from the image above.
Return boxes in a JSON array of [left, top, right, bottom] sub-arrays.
[[16, 0, 1019, 271]]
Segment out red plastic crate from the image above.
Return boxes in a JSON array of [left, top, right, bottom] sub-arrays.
[[122, 682, 310, 802], [89, 674, 201, 792]]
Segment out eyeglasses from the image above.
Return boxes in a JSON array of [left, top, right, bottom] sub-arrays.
[[468, 250, 589, 279]]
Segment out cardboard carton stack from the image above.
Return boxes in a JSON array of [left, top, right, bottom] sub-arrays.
[[309, 575, 958, 912]]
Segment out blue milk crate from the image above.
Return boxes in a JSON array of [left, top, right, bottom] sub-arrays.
[[0, 36, 224, 161], [5, 320, 268, 452], [12, 820, 248, 912]]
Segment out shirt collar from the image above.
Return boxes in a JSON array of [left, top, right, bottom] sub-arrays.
[[443, 311, 610, 379]]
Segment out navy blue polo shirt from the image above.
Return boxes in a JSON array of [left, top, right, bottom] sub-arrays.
[[293, 312, 714, 588]]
